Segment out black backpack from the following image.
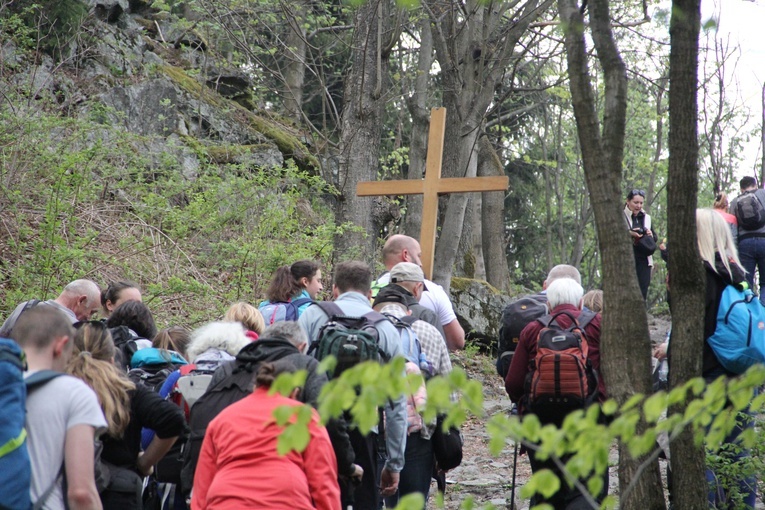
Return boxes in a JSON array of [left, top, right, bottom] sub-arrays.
[[497, 294, 548, 378], [735, 190, 765, 230], [180, 339, 300, 496], [306, 301, 388, 378], [110, 326, 152, 371]]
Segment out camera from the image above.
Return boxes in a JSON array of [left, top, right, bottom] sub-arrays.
[[632, 227, 646, 236]]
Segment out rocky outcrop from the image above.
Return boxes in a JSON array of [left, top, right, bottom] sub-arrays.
[[450, 277, 512, 353]]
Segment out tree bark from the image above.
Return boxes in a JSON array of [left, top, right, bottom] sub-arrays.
[[666, 0, 708, 507], [403, 17, 433, 238], [282, 0, 308, 122], [478, 134, 510, 291], [558, 0, 665, 507], [334, 0, 394, 263], [426, 0, 552, 291]]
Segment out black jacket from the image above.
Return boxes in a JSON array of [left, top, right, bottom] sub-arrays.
[[101, 383, 185, 469], [703, 256, 747, 378]]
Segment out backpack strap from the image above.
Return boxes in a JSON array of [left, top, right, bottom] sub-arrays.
[[290, 297, 313, 309], [25, 370, 64, 390], [399, 315, 418, 327], [32, 463, 64, 510], [577, 309, 597, 331], [314, 301, 344, 320]]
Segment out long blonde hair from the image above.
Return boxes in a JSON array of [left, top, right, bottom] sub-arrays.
[[67, 321, 135, 438], [696, 208, 741, 276]]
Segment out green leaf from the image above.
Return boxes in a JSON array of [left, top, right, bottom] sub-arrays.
[[643, 392, 667, 423], [620, 393, 644, 413]]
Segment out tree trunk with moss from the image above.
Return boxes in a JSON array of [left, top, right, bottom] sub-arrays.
[[334, 1, 395, 262], [558, 0, 666, 507]]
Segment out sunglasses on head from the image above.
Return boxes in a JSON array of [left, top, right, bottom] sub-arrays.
[[630, 189, 646, 198]]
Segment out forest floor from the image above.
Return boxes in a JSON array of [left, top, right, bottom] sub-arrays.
[[425, 314, 765, 509]]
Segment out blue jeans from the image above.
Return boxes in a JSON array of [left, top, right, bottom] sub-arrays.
[[737, 237, 765, 305], [381, 433, 434, 508]]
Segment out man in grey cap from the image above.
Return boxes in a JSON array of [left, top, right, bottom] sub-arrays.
[[0, 279, 102, 337], [374, 262, 445, 339]]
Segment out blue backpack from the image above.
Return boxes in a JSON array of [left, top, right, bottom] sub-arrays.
[[708, 285, 765, 374], [259, 297, 313, 325], [0, 338, 63, 510], [384, 314, 434, 378]]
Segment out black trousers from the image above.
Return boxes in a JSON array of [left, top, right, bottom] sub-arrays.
[[347, 428, 380, 510], [527, 448, 609, 510], [635, 254, 651, 300]]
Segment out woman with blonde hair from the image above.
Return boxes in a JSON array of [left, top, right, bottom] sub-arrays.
[[695, 209, 754, 508], [68, 321, 135, 439], [68, 322, 185, 509], [224, 302, 265, 341]]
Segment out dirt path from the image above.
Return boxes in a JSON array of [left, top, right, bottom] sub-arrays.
[[426, 315, 675, 509]]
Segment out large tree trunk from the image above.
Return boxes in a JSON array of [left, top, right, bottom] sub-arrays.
[[426, 0, 552, 291], [282, 0, 307, 122], [479, 134, 510, 291], [334, 0, 394, 262], [558, 0, 666, 508], [402, 17, 433, 238], [666, 0, 708, 507]]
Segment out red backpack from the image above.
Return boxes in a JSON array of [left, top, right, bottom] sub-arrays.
[[526, 310, 597, 424]]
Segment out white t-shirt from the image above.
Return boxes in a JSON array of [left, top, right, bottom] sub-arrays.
[[25, 373, 107, 510], [376, 273, 457, 326]]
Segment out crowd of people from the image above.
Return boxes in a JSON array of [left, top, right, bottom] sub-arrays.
[[5, 182, 763, 510], [4, 235, 466, 510]]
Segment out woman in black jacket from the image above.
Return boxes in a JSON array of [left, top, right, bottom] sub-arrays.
[[696, 208, 756, 509], [624, 189, 658, 300]]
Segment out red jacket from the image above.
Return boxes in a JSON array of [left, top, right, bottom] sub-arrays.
[[192, 386, 340, 510], [504, 304, 605, 414]]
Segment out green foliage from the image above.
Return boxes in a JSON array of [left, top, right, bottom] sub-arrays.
[[0, 103, 343, 326]]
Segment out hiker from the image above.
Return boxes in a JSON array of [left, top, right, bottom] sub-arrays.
[[185, 321, 251, 372], [191, 360, 341, 510], [713, 192, 737, 245], [696, 208, 757, 507], [582, 289, 603, 313], [100, 281, 142, 318], [0, 279, 102, 337], [106, 300, 159, 371], [181, 321, 359, 504], [624, 188, 658, 301], [299, 261, 408, 510], [223, 301, 266, 341], [259, 259, 323, 324], [496, 264, 583, 379], [372, 265, 453, 507], [11, 306, 106, 510], [375, 235, 465, 350], [68, 321, 185, 509], [374, 263, 445, 339], [505, 277, 607, 509], [729, 176, 765, 305], [152, 326, 192, 360]]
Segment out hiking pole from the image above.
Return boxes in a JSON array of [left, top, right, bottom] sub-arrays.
[[510, 439, 518, 510]]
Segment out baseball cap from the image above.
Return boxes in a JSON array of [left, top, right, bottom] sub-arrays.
[[389, 262, 428, 290]]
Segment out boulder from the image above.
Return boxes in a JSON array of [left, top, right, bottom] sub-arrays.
[[449, 277, 512, 353]]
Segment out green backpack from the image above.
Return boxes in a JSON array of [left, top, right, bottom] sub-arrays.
[[307, 302, 388, 378]]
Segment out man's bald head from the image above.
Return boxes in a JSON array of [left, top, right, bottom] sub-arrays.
[[544, 265, 581, 288], [382, 235, 422, 269]]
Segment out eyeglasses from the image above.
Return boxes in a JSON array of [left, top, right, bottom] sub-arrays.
[[73, 320, 107, 330], [630, 189, 646, 198]]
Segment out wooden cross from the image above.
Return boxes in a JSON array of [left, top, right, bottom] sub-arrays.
[[357, 107, 509, 279]]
